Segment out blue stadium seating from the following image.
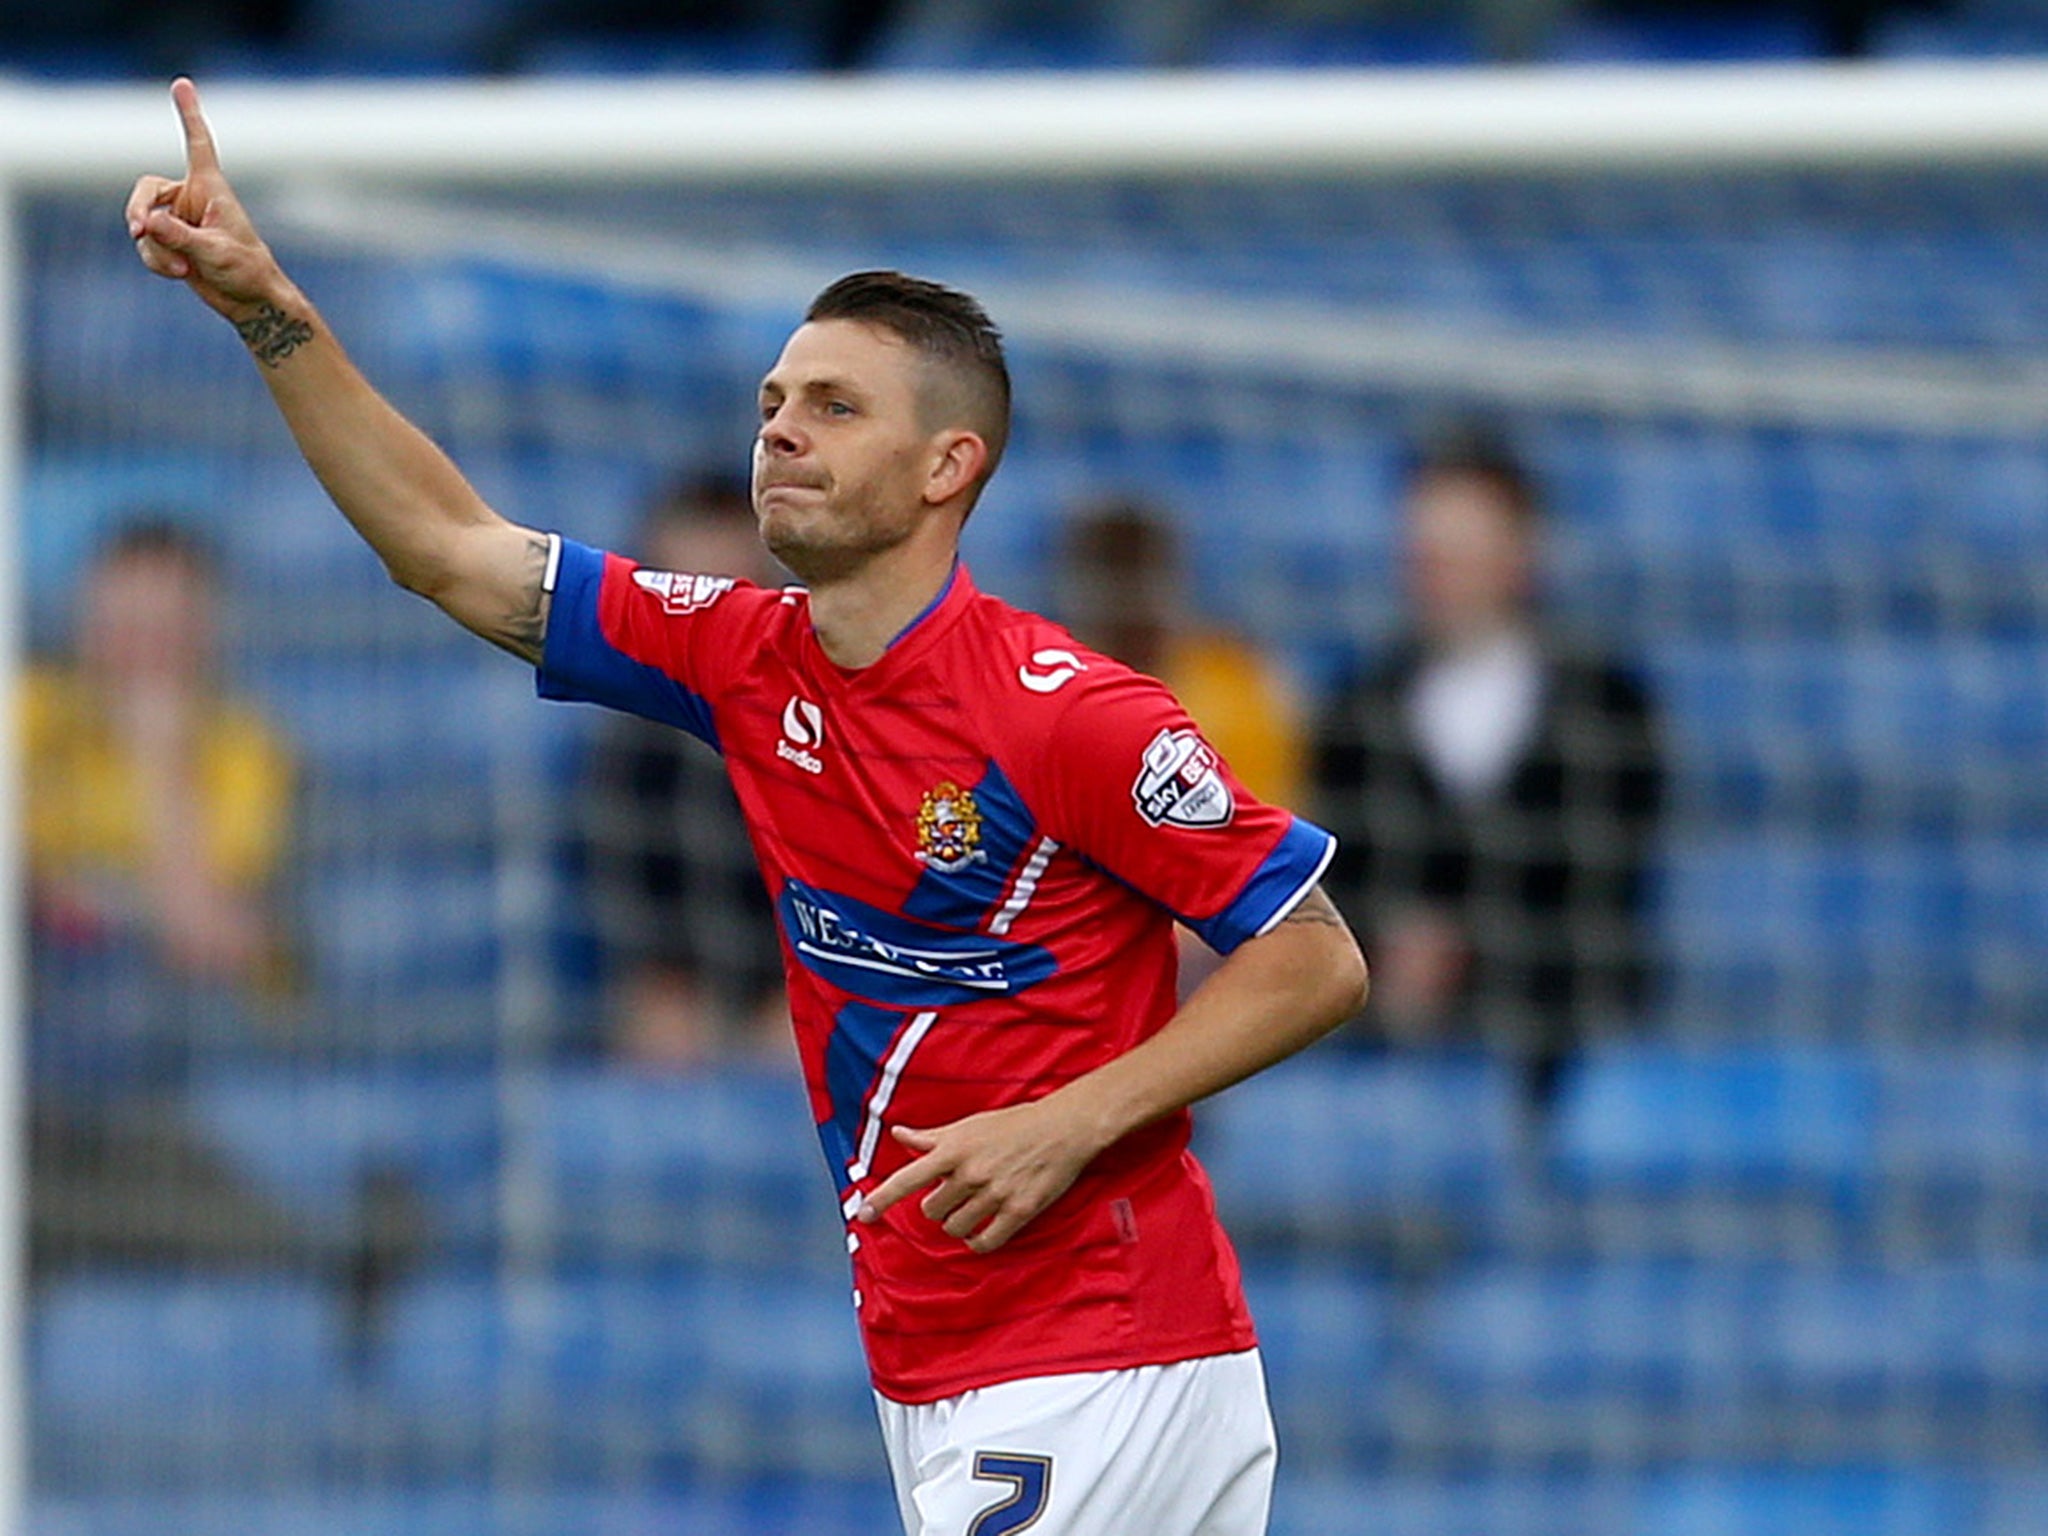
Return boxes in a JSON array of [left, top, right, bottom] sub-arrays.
[[1875, 1045, 2048, 1196], [1275, 1473, 1640, 1536], [1409, 1258, 2048, 1451], [377, 1270, 876, 1478], [1551, 1044, 1877, 1196], [28, 1483, 903, 1536], [1198, 1049, 1532, 1255], [34, 1274, 345, 1410], [1242, 1264, 1394, 1468], [1277, 1467, 2010, 1536], [1636, 1468, 1990, 1536], [188, 1067, 500, 1247], [1656, 834, 2048, 1037], [528, 1063, 845, 1271]]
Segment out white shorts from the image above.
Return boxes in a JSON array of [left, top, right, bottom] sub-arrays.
[[874, 1348, 1276, 1536]]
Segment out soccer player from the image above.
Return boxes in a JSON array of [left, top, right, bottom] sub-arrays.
[[129, 79, 1369, 1536]]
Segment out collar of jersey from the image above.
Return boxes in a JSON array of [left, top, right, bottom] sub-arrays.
[[805, 559, 973, 683]]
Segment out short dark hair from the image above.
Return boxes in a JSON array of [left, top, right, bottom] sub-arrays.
[[96, 514, 219, 577], [1408, 419, 1540, 523], [1060, 496, 1178, 576], [805, 270, 1012, 504], [647, 470, 755, 530]]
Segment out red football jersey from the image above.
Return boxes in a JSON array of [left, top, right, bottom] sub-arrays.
[[539, 537, 1336, 1401]]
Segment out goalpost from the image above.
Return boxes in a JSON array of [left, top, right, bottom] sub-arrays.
[[8, 59, 2048, 1533]]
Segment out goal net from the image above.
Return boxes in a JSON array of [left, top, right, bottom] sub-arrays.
[[15, 64, 2048, 1536]]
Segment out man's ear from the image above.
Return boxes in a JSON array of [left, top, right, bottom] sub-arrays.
[[924, 430, 989, 507]]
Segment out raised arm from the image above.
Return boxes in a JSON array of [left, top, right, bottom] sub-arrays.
[[126, 79, 551, 662], [858, 885, 1368, 1252]]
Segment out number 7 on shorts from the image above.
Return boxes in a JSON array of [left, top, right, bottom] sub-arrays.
[[968, 1451, 1053, 1535]]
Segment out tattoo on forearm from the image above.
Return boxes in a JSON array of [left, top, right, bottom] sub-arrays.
[[235, 303, 314, 367], [484, 532, 553, 665], [1280, 886, 1347, 931]]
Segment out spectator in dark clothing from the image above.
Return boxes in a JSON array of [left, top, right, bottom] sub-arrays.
[[577, 473, 790, 1070], [1312, 427, 1663, 1110]]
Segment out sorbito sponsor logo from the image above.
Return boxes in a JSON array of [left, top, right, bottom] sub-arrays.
[[778, 695, 825, 775]]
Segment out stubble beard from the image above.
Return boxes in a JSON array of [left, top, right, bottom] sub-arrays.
[[760, 486, 920, 587]]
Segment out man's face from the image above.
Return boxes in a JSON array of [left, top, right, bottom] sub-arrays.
[[80, 551, 216, 689], [752, 319, 939, 585], [1405, 468, 1536, 644]]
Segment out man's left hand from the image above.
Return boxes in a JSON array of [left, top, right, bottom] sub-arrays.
[[855, 1098, 1107, 1254]]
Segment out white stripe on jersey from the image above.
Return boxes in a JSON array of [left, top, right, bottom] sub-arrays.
[[989, 835, 1060, 936], [849, 1009, 940, 1187]]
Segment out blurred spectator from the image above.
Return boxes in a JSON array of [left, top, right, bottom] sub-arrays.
[[1311, 426, 1663, 1111], [25, 517, 307, 1271], [1055, 496, 1309, 998], [577, 473, 790, 1070], [1055, 495, 1306, 811], [27, 518, 295, 1090]]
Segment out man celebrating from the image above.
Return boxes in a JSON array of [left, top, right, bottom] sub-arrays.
[[129, 79, 1367, 1536]]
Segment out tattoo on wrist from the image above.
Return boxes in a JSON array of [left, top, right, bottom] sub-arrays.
[[235, 303, 314, 367]]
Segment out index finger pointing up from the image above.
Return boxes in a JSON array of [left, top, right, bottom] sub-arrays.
[[170, 77, 220, 175]]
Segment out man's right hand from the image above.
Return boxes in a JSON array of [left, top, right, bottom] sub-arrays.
[[126, 77, 290, 327], [122, 76, 549, 661]]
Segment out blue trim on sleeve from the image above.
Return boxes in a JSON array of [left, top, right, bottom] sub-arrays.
[[535, 537, 720, 750], [1188, 816, 1338, 955]]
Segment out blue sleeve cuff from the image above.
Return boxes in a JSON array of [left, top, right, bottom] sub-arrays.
[[535, 536, 720, 749], [1187, 817, 1338, 955]]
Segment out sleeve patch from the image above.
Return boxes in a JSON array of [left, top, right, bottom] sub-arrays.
[[1131, 726, 1234, 830], [631, 569, 737, 614]]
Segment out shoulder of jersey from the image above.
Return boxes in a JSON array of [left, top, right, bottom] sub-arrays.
[[715, 577, 811, 628], [981, 604, 1132, 707]]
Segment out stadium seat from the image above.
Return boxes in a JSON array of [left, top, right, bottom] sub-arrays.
[[1637, 1468, 1987, 1536], [1655, 834, 2048, 1038], [1875, 1045, 2048, 1197], [528, 1063, 844, 1272], [34, 1273, 344, 1409], [380, 1269, 867, 1401], [1407, 1258, 2048, 1465], [1241, 1264, 1393, 1469], [1197, 1049, 1531, 1259], [1274, 1472, 1634, 1536], [188, 1067, 499, 1248], [26, 1483, 904, 1536], [1551, 1043, 1877, 1196], [1647, 638, 2048, 831], [378, 1270, 875, 1479]]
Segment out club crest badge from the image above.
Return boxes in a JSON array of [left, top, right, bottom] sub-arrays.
[[916, 781, 987, 873], [1132, 726, 1235, 829]]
